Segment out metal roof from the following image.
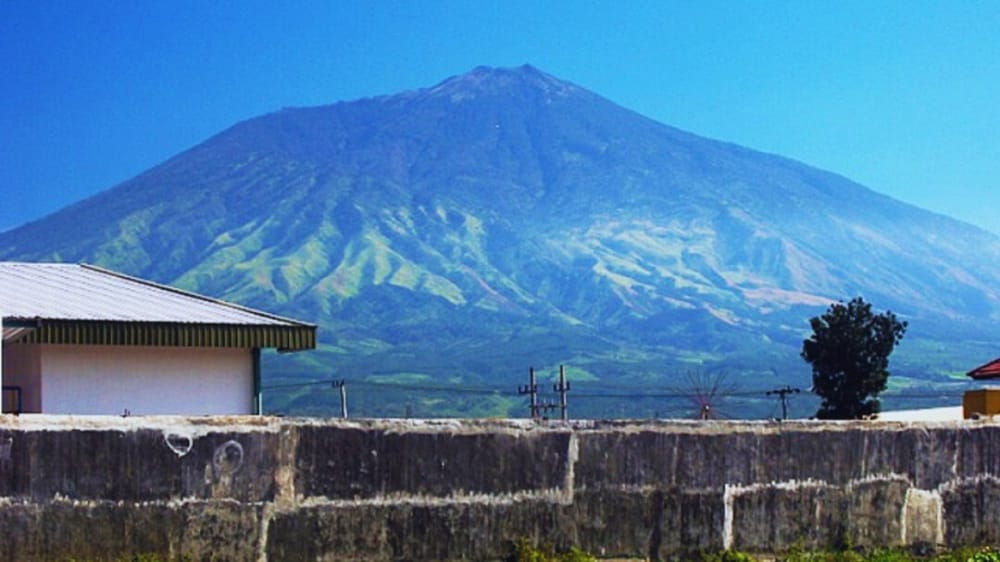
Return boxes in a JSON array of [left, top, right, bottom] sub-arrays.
[[0, 262, 315, 351], [968, 357, 1000, 380]]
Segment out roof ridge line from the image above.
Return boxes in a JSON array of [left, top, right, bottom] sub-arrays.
[[78, 263, 315, 328]]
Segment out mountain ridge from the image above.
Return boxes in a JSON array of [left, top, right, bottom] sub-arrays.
[[2, 65, 996, 416]]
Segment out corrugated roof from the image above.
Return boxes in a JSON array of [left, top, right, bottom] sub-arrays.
[[0, 262, 315, 350], [0, 263, 298, 325], [968, 357, 1000, 380]]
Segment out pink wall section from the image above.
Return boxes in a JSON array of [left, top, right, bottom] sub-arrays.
[[3, 343, 42, 412]]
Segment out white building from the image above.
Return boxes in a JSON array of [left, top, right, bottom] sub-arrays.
[[0, 262, 315, 415]]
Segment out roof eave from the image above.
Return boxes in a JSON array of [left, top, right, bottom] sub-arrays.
[[7, 319, 316, 351], [967, 358, 1000, 380]]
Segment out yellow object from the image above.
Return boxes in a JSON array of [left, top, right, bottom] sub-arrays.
[[963, 388, 1000, 419]]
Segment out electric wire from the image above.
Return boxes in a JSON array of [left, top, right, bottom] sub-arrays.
[[263, 376, 974, 399]]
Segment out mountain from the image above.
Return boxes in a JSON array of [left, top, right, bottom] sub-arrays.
[[2, 65, 997, 418]]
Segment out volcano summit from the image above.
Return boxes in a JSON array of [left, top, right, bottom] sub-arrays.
[[2, 65, 996, 416]]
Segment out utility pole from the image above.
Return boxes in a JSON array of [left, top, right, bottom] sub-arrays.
[[332, 380, 348, 419], [518, 367, 539, 418], [767, 385, 800, 420], [537, 400, 560, 419], [553, 365, 570, 421]]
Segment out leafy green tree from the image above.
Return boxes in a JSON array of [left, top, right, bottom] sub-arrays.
[[801, 297, 907, 419]]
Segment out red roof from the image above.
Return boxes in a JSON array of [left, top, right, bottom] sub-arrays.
[[968, 358, 1000, 379]]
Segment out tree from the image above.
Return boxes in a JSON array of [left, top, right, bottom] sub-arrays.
[[801, 297, 907, 419]]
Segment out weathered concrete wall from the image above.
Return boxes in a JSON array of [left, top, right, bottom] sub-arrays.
[[1, 416, 1000, 561]]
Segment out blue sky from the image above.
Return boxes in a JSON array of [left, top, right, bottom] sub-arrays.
[[2, 1, 999, 233]]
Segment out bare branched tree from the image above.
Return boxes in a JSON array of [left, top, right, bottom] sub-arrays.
[[678, 370, 738, 420]]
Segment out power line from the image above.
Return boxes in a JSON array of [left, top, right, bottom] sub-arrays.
[[260, 378, 973, 421], [262, 378, 340, 390], [264, 376, 974, 401], [767, 386, 801, 420], [264, 378, 505, 395]]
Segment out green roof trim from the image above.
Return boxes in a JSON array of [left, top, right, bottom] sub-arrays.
[[12, 320, 315, 351]]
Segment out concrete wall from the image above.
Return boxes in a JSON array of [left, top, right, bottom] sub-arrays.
[[1, 416, 1000, 561], [32, 345, 253, 415]]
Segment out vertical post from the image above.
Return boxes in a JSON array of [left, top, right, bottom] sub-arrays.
[[251, 348, 262, 415], [554, 364, 570, 421], [767, 385, 801, 420], [333, 380, 348, 419], [340, 382, 348, 419], [529, 367, 538, 418], [518, 367, 539, 419]]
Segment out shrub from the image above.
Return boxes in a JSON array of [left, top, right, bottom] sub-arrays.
[[510, 538, 597, 562], [701, 549, 759, 562], [967, 547, 1000, 562]]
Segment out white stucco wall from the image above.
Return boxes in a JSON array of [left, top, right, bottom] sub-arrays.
[[40, 345, 253, 415]]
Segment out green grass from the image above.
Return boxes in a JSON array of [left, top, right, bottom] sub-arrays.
[[701, 546, 1000, 562], [511, 543, 1000, 562], [511, 538, 597, 562]]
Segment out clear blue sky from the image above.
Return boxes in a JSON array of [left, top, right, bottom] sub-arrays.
[[3, 1, 999, 233]]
